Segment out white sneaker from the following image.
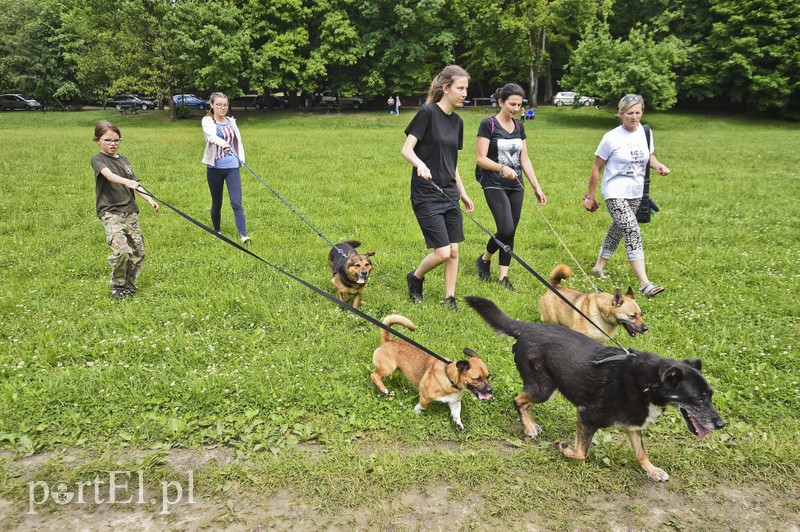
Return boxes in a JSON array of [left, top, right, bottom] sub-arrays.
[[240, 235, 251, 245]]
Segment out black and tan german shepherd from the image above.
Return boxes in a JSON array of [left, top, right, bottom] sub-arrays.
[[466, 296, 725, 481], [328, 240, 374, 309]]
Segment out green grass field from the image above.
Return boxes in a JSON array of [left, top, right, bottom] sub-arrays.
[[0, 106, 798, 527]]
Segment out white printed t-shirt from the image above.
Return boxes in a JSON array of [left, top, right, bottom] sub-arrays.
[[595, 124, 653, 199]]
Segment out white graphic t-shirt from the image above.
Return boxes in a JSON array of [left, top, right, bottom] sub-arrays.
[[595, 125, 653, 199]]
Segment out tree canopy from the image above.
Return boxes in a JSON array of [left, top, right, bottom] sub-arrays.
[[1, 0, 797, 117]]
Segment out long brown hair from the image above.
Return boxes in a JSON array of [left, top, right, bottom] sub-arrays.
[[426, 65, 470, 105]]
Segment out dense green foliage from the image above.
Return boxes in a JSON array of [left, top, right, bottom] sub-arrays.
[[1, 0, 798, 115]]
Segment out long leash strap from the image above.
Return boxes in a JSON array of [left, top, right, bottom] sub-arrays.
[[136, 186, 452, 365], [427, 179, 630, 359], [233, 155, 347, 260], [518, 176, 600, 293]]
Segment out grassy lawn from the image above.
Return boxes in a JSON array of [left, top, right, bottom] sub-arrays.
[[0, 106, 798, 527]]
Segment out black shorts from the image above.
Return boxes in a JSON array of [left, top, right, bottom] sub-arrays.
[[413, 201, 464, 249]]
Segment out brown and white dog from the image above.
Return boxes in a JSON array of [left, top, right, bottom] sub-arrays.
[[539, 264, 647, 342], [328, 240, 374, 309], [371, 314, 493, 430]]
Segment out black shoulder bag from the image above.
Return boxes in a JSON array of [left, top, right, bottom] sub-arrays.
[[636, 124, 660, 223]]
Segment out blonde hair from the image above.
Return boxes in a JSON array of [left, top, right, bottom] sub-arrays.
[[618, 93, 645, 114], [426, 65, 470, 104]]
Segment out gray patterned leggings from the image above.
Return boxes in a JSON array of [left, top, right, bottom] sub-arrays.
[[600, 197, 644, 262]]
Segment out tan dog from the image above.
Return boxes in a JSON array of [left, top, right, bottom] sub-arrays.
[[371, 314, 493, 430], [539, 264, 647, 342], [328, 240, 374, 309]]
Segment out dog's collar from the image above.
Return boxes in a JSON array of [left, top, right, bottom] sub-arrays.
[[443, 362, 459, 390]]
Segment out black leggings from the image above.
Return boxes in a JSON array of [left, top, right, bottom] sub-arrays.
[[483, 187, 524, 266]]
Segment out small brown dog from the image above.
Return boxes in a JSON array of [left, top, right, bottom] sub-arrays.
[[328, 240, 374, 309], [539, 264, 647, 342], [371, 314, 493, 430]]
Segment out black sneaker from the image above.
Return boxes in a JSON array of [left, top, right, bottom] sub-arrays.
[[476, 255, 491, 281], [498, 277, 515, 292], [406, 270, 424, 303], [442, 296, 458, 310], [111, 288, 130, 300]]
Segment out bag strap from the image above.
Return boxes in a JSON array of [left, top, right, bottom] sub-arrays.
[[643, 124, 651, 195], [489, 116, 520, 136]]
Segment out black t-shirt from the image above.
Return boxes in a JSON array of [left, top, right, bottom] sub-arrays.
[[475, 116, 527, 190], [404, 103, 463, 207], [91, 152, 139, 218]]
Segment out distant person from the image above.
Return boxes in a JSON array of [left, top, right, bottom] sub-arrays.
[[475, 83, 546, 290], [583, 93, 670, 298], [401, 65, 474, 310], [520, 105, 526, 120], [91, 120, 159, 299], [395, 95, 401, 115], [202, 92, 250, 244], [526, 108, 535, 120], [387, 95, 396, 114]]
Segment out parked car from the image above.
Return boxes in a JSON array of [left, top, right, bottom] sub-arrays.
[[254, 95, 289, 110], [320, 91, 364, 109], [106, 94, 158, 111], [489, 94, 528, 107], [172, 94, 210, 110], [552, 91, 596, 107], [0, 93, 44, 111]]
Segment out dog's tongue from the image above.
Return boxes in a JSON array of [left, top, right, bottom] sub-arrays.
[[691, 415, 711, 439], [357, 277, 366, 284], [477, 392, 492, 401]]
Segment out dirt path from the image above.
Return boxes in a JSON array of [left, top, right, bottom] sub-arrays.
[[2, 448, 798, 530]]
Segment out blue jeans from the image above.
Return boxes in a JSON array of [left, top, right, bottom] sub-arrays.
[[206, 166, 247, 235]]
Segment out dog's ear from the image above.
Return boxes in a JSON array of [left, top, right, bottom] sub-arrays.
[[660, 365, 684, 389], [682, 358, 702, 371], [365, 251, 375, 257], [456, 359, 471, 373], [463, 347, 477, 358], [626, 286, 635, 298], [613, 289, 623, 306]]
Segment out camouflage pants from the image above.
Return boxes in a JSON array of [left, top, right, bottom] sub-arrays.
[[101, 212, 145, 293]]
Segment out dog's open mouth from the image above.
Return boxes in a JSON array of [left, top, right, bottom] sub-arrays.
[[470, 387, 493, 401], [356, 272, 369, 284], [679, 408, 712, 439], [620, 319, 645, 337]]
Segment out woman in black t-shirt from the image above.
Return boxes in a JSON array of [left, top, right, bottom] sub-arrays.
[[475, 83, 546, 290], [401, 65, 474, 310]]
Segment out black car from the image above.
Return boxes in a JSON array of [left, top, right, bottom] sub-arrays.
[[254, 95, 289, 110], [106, 94, 158, 111], [0, 93, 44, 111]]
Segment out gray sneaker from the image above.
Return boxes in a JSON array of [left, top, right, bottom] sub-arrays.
[[406, 270, 424, 303]]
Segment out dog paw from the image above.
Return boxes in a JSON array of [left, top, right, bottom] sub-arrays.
[[646, 467, 670, 482], [524, 424, 543, 438], [454, 422, 464, 431]]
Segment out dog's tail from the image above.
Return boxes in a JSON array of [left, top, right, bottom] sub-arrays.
[[549, 264, 571, 286], [380, 314, 416, 344], [465, 296, 522, 338], [328, 240, 361, 264]]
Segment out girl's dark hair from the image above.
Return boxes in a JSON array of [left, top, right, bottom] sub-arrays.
[[94, 120, 120, 140], [497, 83, 525, 103], [426, 65, 470, 104]]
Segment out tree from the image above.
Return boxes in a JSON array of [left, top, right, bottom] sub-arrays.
[[561, 23, 685, 109], [683, 0, 800, 116]]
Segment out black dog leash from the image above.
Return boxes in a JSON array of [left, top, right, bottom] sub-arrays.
[[135, 185, 453, 365], [230, 154, 348, 260], [426, 179, 631, 362]]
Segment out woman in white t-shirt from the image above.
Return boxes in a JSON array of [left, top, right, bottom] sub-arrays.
[[582, 94, 670, 298]]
